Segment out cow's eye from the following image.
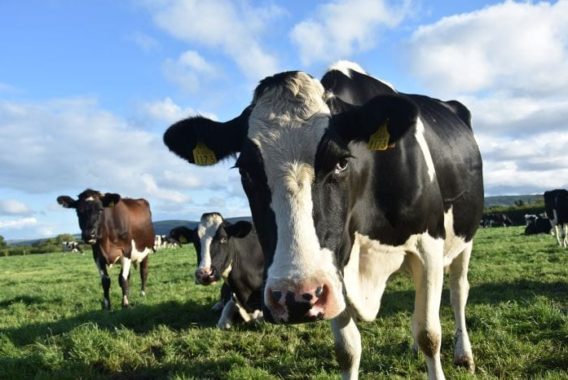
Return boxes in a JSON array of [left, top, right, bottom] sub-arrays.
[[334, 158, 349, 175], [219, 237, 228, 244]]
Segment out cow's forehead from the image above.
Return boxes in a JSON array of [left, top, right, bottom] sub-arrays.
[[198, 213, 223, 238], [247, 71, 330, 188]]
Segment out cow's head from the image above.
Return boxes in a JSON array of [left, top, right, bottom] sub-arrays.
[[164, 70, 417, 323], [207, 221, 254, 282], [193, 212, 224, 285], [57, 189, 121, 244]]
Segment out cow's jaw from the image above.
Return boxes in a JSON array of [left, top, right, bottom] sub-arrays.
[[248, 72, 346, 323]]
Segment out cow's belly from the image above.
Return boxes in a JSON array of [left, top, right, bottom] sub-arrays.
[[129, 239, 152, 263]]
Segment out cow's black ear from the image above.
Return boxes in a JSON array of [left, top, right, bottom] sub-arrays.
[[57, 196, 76, 208], [102, 193, 121, 207], [163, 106, 251, 166], [331, 94, 418, 151], [225, 221, 253, 238]]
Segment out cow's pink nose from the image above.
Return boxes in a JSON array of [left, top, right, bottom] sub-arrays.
[[195, 267, 217, 285], [265, 284, 329, 323]]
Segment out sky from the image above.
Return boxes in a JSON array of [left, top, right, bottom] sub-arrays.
[[1, 0, 567, 241]]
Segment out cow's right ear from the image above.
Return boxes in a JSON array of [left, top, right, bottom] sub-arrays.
[[57, 196, 77, 209], [331, 94, 419, 151], [163, 107, 251, 166], [225, 221, 253, 238], [102, 193, 121, 207]]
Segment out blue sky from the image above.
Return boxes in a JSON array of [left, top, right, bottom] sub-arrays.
[[1, 0, 567, 240]]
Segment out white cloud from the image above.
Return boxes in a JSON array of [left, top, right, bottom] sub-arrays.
[[291, 0, 412, 65], [128, 31, 160, 52], [141, 173, 189, 203], [0, 200, 32, 216], [149, 0, 283, 79], [408, 1, 568, 96], [0, 217, 37, 229], [162, 50, 216, 92], [141, 97, 204, 125]]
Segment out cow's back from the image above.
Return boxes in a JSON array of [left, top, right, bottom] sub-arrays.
[[408, 94, 484, 241], [110, 199, 154, 250]]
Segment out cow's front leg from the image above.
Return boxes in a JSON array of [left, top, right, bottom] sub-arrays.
[[331, 309, 361, 380], [217, 299, 237, 329], [94, 251, 112, 310], [408, 236, 445, 380], [119, 257, 132, 308], [139, 255, 149, 296], [449, 242, 475, 373]]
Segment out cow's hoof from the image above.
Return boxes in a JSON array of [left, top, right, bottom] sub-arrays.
[[140, 290, 146, 297], [454, 355, 475, 373], [101, 300, 111, 310], [122, 303, 131, 309]]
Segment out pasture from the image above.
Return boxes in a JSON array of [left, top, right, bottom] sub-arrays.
[[1, 227, 567, 379]]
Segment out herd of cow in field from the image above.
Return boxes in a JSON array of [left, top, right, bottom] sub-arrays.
[[55, 61, 567, 380]]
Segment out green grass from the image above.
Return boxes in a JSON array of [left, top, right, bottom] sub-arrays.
[[1, 227, 567, 379]]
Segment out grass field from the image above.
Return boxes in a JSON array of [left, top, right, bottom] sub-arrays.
[[1, 227, 567, 379]]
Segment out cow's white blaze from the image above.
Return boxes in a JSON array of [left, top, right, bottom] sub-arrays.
[[248, 72, 345, 319], [197, 214, 223, 270]]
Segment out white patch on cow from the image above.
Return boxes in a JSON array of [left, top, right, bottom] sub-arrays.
[[221, 263, 232, 280], [129, 239, 152, 264], [415, 118, 436, 182], [342, 233, 407, 321], [328, 60, 367, 77], [121, 257, 132, 281], [197, 213, 224, 270], [442, 207, 467, 267], [249, 72, 345, 320], [85, 196, 95, 201]]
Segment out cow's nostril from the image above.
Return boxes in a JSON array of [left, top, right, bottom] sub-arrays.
[[302, 293, 313, 301], [315, 286, 324, 298]]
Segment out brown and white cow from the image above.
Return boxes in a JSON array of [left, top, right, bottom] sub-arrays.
[[57, 189, 154, 309], [163, 62, 483, 379]]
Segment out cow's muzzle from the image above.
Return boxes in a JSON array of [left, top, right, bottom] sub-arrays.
[[194, 267, 218, 285], [263, 279, 343, 324]]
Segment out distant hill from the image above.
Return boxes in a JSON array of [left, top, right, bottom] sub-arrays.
[[8, 216, 254, 246], [484, 194, 543, 208]]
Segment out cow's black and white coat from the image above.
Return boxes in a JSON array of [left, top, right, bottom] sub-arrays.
[[164, 61, 484, 379], [544, 189, 568, 248]]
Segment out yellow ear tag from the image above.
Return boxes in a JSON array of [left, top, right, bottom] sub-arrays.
[[192, 142, 217, 166], [367, 119, 390, 151]]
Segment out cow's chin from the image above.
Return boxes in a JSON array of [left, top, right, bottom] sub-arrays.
[[195, 273, 219, 286]]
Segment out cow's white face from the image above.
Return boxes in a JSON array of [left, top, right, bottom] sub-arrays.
[[195, 213, 224, 285], [244, 72, 346, 323]]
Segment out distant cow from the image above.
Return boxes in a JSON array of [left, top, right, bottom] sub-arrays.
[[169, 223, 229, 312], [154, 234, 180, 250], [188, 213, 264, 328], [481, 213, 512, 228], [524, 215, 552, 235], [62, 241, 83, 254], [207, 220, 264, 329], [164, 61, 483, 377], [57, 189, 154, 309], [544, 189, 568, 247]]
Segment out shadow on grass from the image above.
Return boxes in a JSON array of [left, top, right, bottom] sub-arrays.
[[0, 295, 46, 307], [0, 298, 219, 346], [377, 278, 568, 316]]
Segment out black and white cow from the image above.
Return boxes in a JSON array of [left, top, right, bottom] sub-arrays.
[[62, 240, 83, 254], [207, 220, 264, 328], [191, 213, 263, 328], [524, 214, 552, 235], [164, 61, 484, 379], [544, 189, 568, 248]]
